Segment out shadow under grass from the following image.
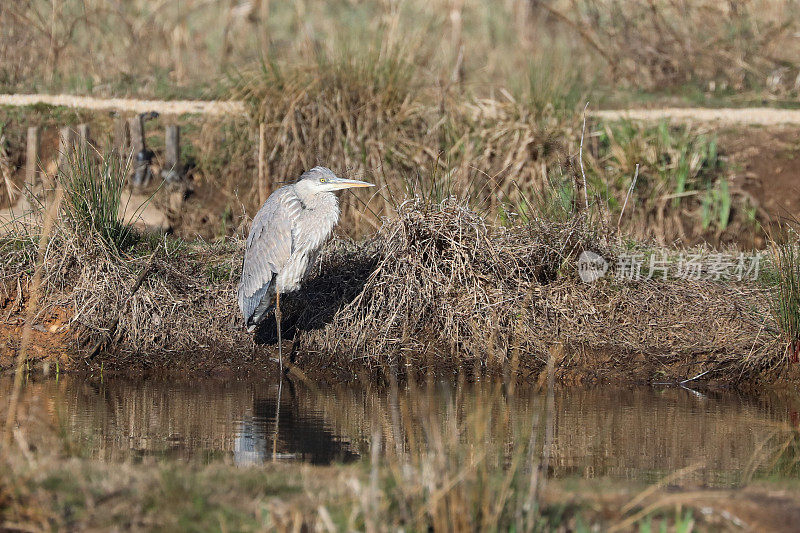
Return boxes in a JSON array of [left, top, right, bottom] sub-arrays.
[[253, 240, 380, 347]]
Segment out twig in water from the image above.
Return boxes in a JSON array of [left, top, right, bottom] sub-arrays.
[[652, 368, 714, 386], [617, 163, 640, 229], [680, 368, 712, 385], [579, 103, 590, 211]]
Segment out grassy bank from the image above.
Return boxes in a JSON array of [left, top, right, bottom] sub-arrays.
[[6, 451, 791, 531], [0, 174, 788, 383]]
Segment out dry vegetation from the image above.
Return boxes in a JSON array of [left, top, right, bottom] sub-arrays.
[[561, 1, 800, 97], [295, 198, 781, 381], [3, 1, 799, 101], [0, 180, 784, 383], [0, 2, 796, 379], [0, 2, 796, 385], [3, 1, 793, 245], [187, 59, 760, 245]]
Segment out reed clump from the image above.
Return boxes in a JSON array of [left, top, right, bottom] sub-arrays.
[[768, 230, 800, 365], [233, 48, 575, 232], [58, 146, 137, 254]]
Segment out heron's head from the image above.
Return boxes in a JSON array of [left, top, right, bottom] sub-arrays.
[[295, 167, 374, 193]]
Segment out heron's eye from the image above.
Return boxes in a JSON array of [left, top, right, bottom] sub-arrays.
[[320, 178, 327, 183]]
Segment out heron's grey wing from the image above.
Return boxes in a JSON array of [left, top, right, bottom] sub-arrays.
[[237, 189, 302, 322]]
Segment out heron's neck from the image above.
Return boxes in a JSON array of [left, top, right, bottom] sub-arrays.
[[294, 187, 340, 219]]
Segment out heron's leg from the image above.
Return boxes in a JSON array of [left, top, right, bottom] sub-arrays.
[[275, 291, 283, 376], [272, 366, 282, 463]]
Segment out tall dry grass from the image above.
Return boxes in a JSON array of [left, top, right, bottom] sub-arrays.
[[229, 49, 752, 244], [559, 0, 800, 97], [3, 1, 799, 101]]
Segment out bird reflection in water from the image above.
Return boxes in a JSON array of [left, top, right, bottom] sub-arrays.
[[234, 380, 360, 466]]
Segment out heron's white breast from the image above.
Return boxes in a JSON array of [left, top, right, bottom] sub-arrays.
[[275, 191, 339, 292]]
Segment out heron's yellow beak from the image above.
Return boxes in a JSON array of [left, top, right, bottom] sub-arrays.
[[329, 177, 375, 190]]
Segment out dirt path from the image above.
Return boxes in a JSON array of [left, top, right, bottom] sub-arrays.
[[0, 93, 246, 116], [595, 107, 800, 125], [4, 93, 800, 125]]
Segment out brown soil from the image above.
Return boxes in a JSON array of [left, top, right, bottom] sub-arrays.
[[0, 306, 72, 371], [725, 126, 800, 232]]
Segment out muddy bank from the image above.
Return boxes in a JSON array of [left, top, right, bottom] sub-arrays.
[[0, 198, 791, 385]]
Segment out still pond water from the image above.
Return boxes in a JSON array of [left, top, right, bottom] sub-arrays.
[[3, 375, 798, 487]]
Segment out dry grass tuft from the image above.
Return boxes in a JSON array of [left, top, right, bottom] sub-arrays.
[[299, 198, 611, 373], [296, 198, 779, 381]]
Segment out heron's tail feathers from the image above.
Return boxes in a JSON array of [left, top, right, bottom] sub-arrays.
[[238, 278, 274, 332]]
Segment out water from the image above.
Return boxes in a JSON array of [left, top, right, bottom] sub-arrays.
[[3, 375, 798, 486]]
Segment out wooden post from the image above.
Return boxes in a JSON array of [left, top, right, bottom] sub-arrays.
[[257, 122, 268, 205], [164, 125, 180, 178], [129, 115, 153, 187], [58, 127, 75, 164], [128, 116, 145, 154], [53, 127, 75, 189], [0, 142, 15, 206], [114, 118, 130, 156], [77, 123, 90, 150], [164, 124, 186, 216], [25, 126, 40, 191]]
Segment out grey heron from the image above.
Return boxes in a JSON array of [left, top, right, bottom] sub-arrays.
[[237, 166, 373, 370]]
